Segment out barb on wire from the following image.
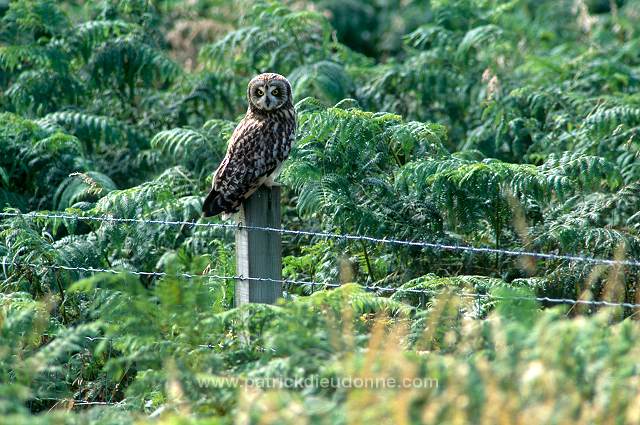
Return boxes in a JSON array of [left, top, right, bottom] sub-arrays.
[[0, 211, 232, 230], [0, 259, 226, 280], [1, 211, 639, 268], [2, 259, 640, 309], [0, 259, 331, 288], [457, 292, 640, 309], [37, 397, 123, 406]]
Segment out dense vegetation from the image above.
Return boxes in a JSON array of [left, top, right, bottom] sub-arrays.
[[2, 0, 640, 423]]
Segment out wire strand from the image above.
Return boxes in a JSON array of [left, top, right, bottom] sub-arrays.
[[2, 260, 639, 309], [37, 398, 123, 406], [1, 211, 639, 267]]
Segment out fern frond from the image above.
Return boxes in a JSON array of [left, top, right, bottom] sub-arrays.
[[2, 0, 69, 38], [53, 171, 117, 210], [584, 105, 640, 133], [199, 2, 332, 75], [151, 128, 208, 159], [40, 111, 147, 152], [86, 35, 181, 96], [303, 283, 413, 317], [67, 19, 139, 61], [0, 44, 68, 73], [6, 70, 84, 116], [289, 61, 354, 106], [404, 25, 454, 51], [150, 121, 233, 178], [456, 24, 503, 57], [541, 152, 620, 192]]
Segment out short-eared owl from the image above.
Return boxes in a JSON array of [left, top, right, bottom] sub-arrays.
[[202, 73, 296, 217]]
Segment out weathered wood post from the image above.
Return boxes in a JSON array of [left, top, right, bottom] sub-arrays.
[[235, 186, 282, 306]]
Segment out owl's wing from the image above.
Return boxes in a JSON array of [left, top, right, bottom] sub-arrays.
[[202, 118, 282, 217], [215, 118, 282, 189]]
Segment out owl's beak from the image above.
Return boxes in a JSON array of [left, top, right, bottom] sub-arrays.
[[265, 97, 271, 108]]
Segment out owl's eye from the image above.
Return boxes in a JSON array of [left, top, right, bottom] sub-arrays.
[[271, 88, 279, 96], [256, 89, 264, 96]]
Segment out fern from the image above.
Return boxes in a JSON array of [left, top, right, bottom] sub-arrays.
[[199, 2, 332, 76], [584, 105, 640, 133], [6, 70, 84, 116], [54, 172, 117, 210], [288, 61, 355, 106], [67, 19, 140, 61], [0, 44, 68, 73], [150, 121, 232, 179], [456, 24, 503, 57], [2, 0, 69, 40], [40, 112, 147, 153], [86, 35, 181, 97], [404, 25, 454, 51]]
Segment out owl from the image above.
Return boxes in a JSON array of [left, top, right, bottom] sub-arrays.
[[202, 73, 296, 217]]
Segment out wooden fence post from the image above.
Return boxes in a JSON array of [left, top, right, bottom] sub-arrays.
[[235, 186, 282, 306]]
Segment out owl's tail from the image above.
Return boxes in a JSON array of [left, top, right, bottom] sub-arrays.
[[202, 189, 226, 217]]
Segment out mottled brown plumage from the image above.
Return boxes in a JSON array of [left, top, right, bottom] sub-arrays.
[[202, 73, 296, 217]]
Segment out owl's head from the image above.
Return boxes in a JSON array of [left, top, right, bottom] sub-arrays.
[[247, 73, 293, 112]]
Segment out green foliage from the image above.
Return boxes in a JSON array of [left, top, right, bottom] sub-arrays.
[[87, 35, 181, 97], [150, 118, 234, 180], [0, 292, 101, 415], [199, 2, 332, 76], [54, 172, 118, 210], [283, 101, 448, 243], [3, 0, 640, 423], [0, 113, 86, 210], [289, 61, 355, 106]]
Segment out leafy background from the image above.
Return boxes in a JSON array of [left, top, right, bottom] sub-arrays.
[[2, 0, 640, 423]]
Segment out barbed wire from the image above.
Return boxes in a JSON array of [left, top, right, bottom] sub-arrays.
[[1, 211, 640, 267], [36, 397, 123, 407], [457, 292, 640, 309], [2, 260, 639, 309], [0, 211, 234, 229], [0, 259, 327, 288]]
